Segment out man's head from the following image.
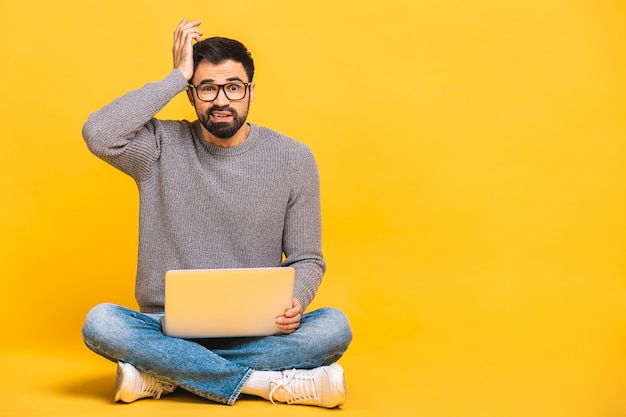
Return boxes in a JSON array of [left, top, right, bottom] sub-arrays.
[[191, 37, 254, 82], [187, 37, 255, 145]]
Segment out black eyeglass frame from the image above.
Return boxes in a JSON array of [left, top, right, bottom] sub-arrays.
[[187, 82, 253, 102]]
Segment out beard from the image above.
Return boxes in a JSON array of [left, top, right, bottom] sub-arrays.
[[198, 103, 250, 139]]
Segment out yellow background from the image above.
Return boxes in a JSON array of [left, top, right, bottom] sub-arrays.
[[1, 1, 626, 416]]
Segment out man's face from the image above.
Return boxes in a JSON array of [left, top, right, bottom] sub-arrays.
[[188, 59, 254, 143]]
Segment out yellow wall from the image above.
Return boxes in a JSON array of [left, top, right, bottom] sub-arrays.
[[2, 1, 626, 416]]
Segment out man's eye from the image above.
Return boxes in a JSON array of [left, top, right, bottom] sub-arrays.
[[200, 85, 216, 92], [227, 84, 242, 92]]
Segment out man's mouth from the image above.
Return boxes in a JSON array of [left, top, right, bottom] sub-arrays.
[[209, 110, 234, 122]]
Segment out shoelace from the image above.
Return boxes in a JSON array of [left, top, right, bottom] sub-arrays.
[[269, 369, 318, 405], [141, 374, 175, 400]]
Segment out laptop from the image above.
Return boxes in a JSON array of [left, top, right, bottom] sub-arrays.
[[161, 267, 295, 338]]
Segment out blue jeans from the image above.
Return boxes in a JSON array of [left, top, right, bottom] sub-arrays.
[[82, 303, 352, 405]]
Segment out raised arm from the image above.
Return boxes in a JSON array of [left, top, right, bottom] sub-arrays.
[[82, 19, 203, 180]]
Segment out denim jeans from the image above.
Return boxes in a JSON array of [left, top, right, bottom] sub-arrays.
[[82, 303, 352, 405]]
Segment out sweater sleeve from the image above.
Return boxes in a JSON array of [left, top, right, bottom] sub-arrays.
[[281, 147, 326, 310], [82, 69, 189, 181]]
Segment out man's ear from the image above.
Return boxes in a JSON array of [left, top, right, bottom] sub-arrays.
[[249, 83, 255, 104], [186, 87, 195, 106]]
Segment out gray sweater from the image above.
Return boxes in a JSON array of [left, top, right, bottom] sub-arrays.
[[83, 69, 325, 313]]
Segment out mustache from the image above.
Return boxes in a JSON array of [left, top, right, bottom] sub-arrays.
[[207, 105, 238, 115]]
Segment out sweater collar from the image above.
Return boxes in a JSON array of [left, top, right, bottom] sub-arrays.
[[193, 122, 260, 156]]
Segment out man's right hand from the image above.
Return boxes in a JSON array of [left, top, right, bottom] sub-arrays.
[[173, 18, 203, 81]]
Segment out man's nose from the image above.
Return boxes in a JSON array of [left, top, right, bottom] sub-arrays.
[[213, 86, 231, 106]]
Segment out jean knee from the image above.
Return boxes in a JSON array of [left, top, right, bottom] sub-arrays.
[[82, 303, 122, 345], [315, 307, 353, 349], [333, 308, 353, 347]]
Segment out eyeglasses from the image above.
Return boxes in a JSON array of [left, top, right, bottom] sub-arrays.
[[188, 82, 252, 102]]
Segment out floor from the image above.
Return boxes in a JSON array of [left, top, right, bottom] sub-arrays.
[[3, 331, 626, 417], [0, 345, 387, 417]]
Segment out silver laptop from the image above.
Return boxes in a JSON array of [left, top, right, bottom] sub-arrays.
[[162, 267, 295, 338]]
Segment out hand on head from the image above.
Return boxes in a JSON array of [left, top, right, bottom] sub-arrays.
[[173, 18, 203, 81]]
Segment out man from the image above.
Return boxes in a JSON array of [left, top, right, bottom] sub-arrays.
[[81, 18, 352, 408]]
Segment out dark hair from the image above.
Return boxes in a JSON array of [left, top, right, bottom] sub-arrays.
[[192, 37, 255, 82]]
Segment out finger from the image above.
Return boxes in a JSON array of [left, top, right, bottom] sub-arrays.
[[277, 312, 301, 325], [282, 315, 302, 327], [175, 17, 187, 33], [278, 321, 297, 330], [175, 27, 203, 44], [174, 18, 189, 42], [180, 22, 203, 39], [182, 31, 203, 49], [173, 26, 202, 61], [174, 19, 203, 43], [278, 320, 301, 333], [184, 19, 202, 28], [176, 18, 202, 31], [285, 306, 303, 318]]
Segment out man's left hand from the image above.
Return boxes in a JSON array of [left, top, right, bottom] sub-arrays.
[[276, 298, 303, 334]]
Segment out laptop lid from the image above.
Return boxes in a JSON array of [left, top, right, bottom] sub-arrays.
[[162, 267, 295, 338]]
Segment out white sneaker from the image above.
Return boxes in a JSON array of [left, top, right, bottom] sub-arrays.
[[268, 363, 346, 408], [114, 362, 176, 403]]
